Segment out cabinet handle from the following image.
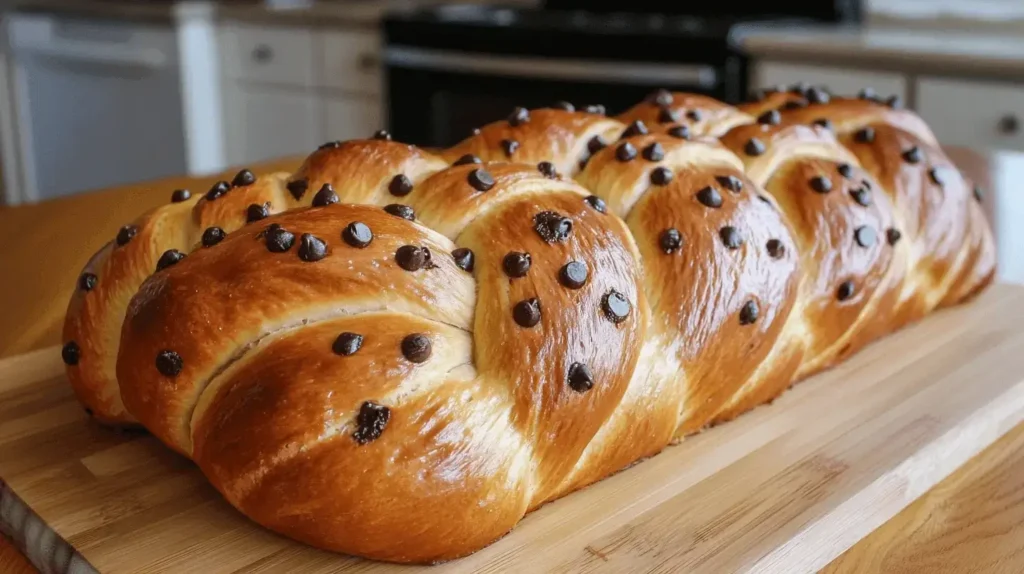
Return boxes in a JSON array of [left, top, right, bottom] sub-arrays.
[[998, 114, 1020, 135], [252, 44, 273, 63], [358, 53, 379, 72]]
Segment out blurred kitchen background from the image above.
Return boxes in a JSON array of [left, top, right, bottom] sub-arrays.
[[0, 0, 1020, 281]]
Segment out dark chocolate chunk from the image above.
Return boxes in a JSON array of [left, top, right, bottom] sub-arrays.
[[642, 142, 665, 162], [649, 89, 673, 107], [658, 108, 680, 123], [850, 186, 872, 206], [468, 168, 495, 192], [759, 195, 773, 206], [155, 350, 183, 377], [886, 228, 902, 245], [537, 161, 558, 179], [837, 280, 856, 301], [567, 362, 594, 393], [553, 101, 575, 112], [352, 401, 390, 444], [318, 141, 341, 150], [837, 163, 854, 179], [389, 174, 413, 197], [805, 87, 830, 105], [287, 179, 309, 200], [61, 341, 80, 366], [744, 138, 765, 156], [298, 233, 328, 262], [855, 226, 876, 247], [854, 127, 875, 143], [696, 186, 723, 208], [501, 138, 519, 156], [766, 239, 786, 259], [659, 228, 683, 254], [246, 202, 270, 223], [265, 226, 295, 253], [813, 118, 834, 131], [601, 290, 631, 324], [720, 226, 743, 249], [231, 169, 256, 188], [205, 180, 230, 201], [810, 175, 833, 193], [758, 109, 781, 125], [902, 146, 922, 164], [559, 261, 588, 289], [716, 175, 743, 193], [452, 247, 474, 272], [342, 222, 373, 248], [332, 332, 363, 356], [739, 300, 759, 325], [395, 245, 432, 271], [513, 298, 542, 328], [588, 135, 607, 154], [79, 272, 98, 291], [372, 129, 392, 141], [170, 189, 191, 203], [929, 167, 945, 186], [156, 249, 185, 271], [886, 95, 903, 109], [668, 125, 691, 140], [973, 186, 984, 203], [650, 166, 673, 185], [312, 184, 339, 207], [503, 251, 532, 278], [384, 204, 415, 220], [453, 153, 482, 166], [620, 120, 649, 139], [508, 106, 530, 126], [858, 87, 878, 100], [202, 226, 226, 247], [616, 142, 637, 162], [686, 109, 702, 122], [401, 333, 432, 363], [533, 211, 572, 243], [116, 224, 138, 247]]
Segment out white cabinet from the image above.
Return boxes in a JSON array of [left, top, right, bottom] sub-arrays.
[[321, 30, 381, 96], [325, 97, 381, 143], [753, 61, 908, 101], [916, 77, 1024, 152], [224, 24, 316, 87], [231, 88, 321, 165]]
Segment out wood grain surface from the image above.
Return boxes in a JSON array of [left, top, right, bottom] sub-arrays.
[[0, 285, 1023, 573]]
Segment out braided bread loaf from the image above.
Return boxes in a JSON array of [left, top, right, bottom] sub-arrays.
[[61, 89, 995, 563]]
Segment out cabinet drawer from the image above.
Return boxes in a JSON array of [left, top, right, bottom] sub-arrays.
[[753, 61, 907, 102], [224, 24, 315, 87], [916, 77, 1024, 152], [320, 30, 381, 95]]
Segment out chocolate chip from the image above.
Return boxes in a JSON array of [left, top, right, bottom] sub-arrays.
[[854, 127, 875, 143], [758, 109, 780, 125], [79, 272, 98, 291], [246, 202, 270, 223], [805, 87, 830, 105], [790, 82, 809, 94], [587, 135, 607, 154], [170, 189, 191, 203], [116, 224, 138, 246], [642, 142, 665, 162], [538, 161, 558, 178], [513, 298, 542, 327], [373, 129, 392, 141], [332, 332, 363, 356], [584, 195, 607, 213], [231, 169, 256, 188], [744, 138, 765, 156], [974, 186, 984, 203], [602, 290, 631, 324], [468, 168, 495, 192], [559, 261, 588, 289], [855, 226, 876, 248], [584, 104, 606, 115], [202, 227, 225, 247], [533, 211, 572, 243], [384, 204, 415, 220], [453, 154, 481, 166], [668, 125, 691, 140], [759, 195, 773, 206], [859, 87, 877, 100], [395, 245, 431, 271], [886, 228, 902, 245], [501, 139, 519, 157], [156, 249, 185, 271], [886, 95, 902, 109], [578, 157, 589, 171], [658, 108, 680, 123], [452, 247, 474, 272], [265, 226, 295, 252], [503, 251, 532, 277], [813, 118, 833, 131], [620, 120, 649, 139], [929, 167, 944, 186], [810, 176, 832, 193], [287, 179, 309, 200], [567, 362, 594, 393], [739, 300, 759, 325], [508, 106, 530, 126], [352, 401, 390, 444], [401, 333, 432, 363], [61, 341, 80, 366], [342, 222, 373, 248], [660, 228, 683, 254], [319, 141, 341, 150], [312, 184, 339, 207], [696, 186, 723, 208], [155, 350, 183, 377], [553, 101, 575, 112], [389, 174, 413, 197], [902, 146, 922, 164], [606, 142, 635, 165], [720, 226, 743, 249], [686, 109, 702, 122], [837, 163, 853, 179], [205, 180, 230, 201], [298, 233, 328, 262], [649, 89, 673, 107], [650, 167, 673, 185], [850, 186, 872, 206], [766, 239, 785, 259], [837, 280, 855, 301], [716, 175, 743, 193]]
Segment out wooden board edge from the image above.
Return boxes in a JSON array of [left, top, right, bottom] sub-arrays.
[[0, 479, 96, 574]]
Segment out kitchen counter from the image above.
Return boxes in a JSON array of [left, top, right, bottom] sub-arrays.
[[0, 150, 1022, 571], [733, 23, 1024, 80]]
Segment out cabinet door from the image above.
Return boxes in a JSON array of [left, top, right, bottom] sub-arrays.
[[917, 77, 1024, 152], [232, 87, 321, 165], [325, 96, 383, 143], [320, 30, 381, 96], [753, 61, 908, 102]]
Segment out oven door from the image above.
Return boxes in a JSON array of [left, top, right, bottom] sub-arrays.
[[384, 47, 740, 148]]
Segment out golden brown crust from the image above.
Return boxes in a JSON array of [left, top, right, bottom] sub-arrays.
[[617, 91, 755, 137]]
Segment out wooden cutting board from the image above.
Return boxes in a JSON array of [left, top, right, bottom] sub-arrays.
[[2, 284, 1024, 574]]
